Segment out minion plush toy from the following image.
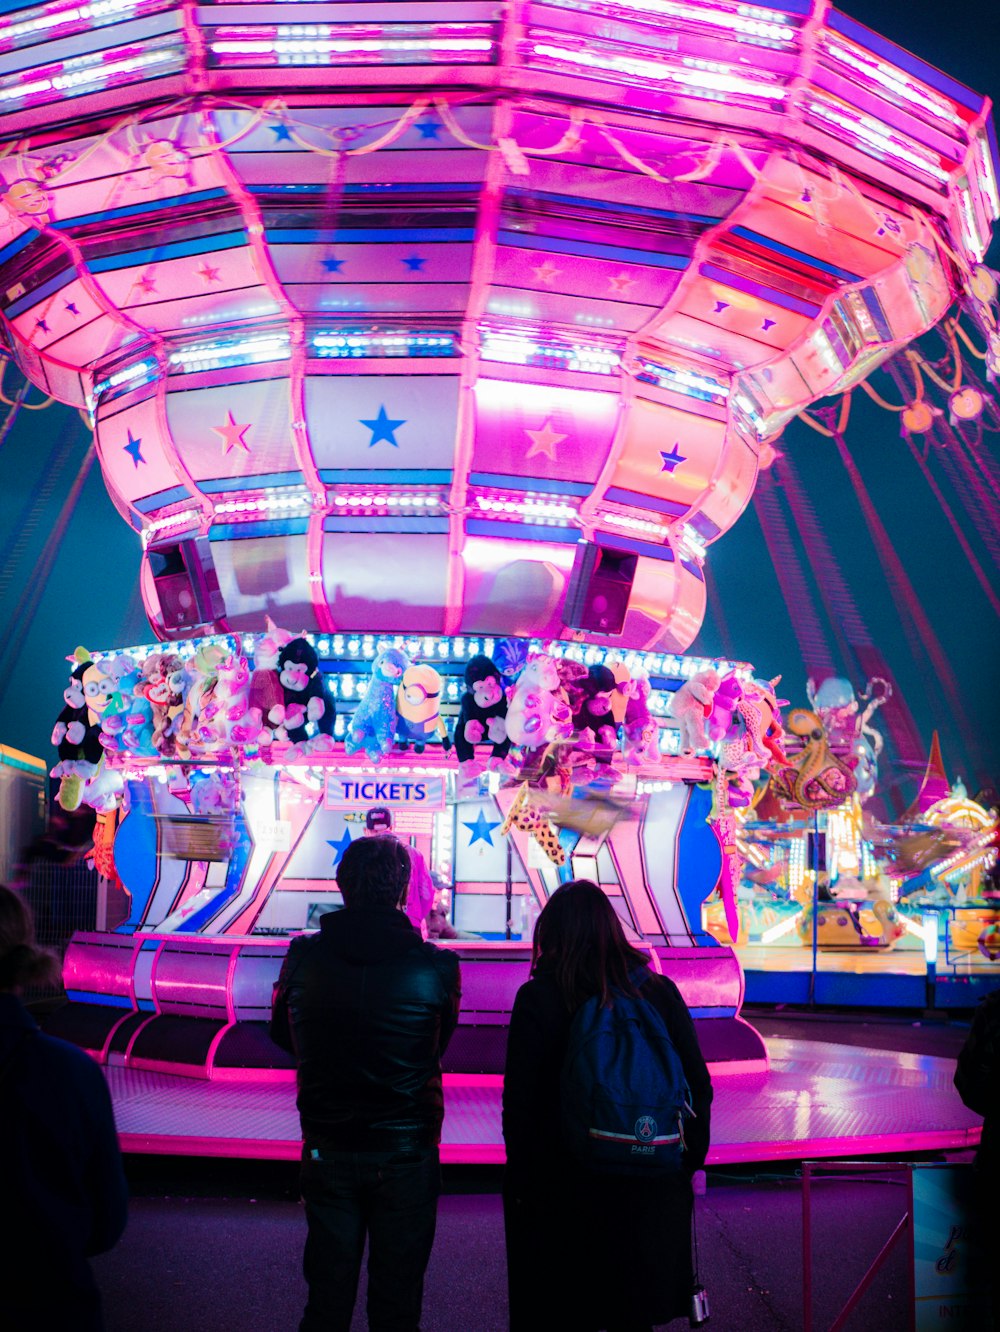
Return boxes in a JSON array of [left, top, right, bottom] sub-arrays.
[[396, 664, 452, 753]]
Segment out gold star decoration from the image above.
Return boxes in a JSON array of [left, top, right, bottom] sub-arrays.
[[609, 272, 637, 295], [525, 418, 567, 460], [532, 259, 562, 286], [212, 411, 252, 455]]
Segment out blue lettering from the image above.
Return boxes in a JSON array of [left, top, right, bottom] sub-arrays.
[[389, 784, 401, 801], [415, 783, 426, 800], [375, 782, 388, 800], [361, 782, 375, 801]]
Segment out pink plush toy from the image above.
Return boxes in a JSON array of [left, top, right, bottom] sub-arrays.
[[706, 673, 743, 743], [624, 675, 659, 765], [199, 653, 255, 748], [670, 668, 720, 752], [505, 654, 573, 748], [249, 619, 293, 745]]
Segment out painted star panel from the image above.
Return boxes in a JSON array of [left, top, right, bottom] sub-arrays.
[[166, 379, 301, 483], [306, 375, 460, 470], [472, 378, 620, 484], [453, 801, 509, 882], [94, 397, 183, 508], [609, 397, 724, 509]]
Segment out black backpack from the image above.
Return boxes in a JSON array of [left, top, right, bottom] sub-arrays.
[[561, 976, 693, 1175]]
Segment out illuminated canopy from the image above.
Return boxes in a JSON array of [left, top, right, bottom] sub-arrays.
[[0, 1, 995, 645]]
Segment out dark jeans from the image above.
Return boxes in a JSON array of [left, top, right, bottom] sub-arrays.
[[299, 1145, 441, 1332]]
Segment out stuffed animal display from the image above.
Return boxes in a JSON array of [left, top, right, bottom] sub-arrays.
[[277, 636, 335, 746], [249, 619, 292, 745], [345, 647, 410, 761], [571, 664, 619, 750], [505, 654, 573, 749], [50, 651, 105, 810], [396, 663, 451, 753], [453, 655, 509, 765], [670, 668, 721, 753]]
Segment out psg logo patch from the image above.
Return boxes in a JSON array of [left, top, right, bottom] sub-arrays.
[[634, 1115, 657, 1142]]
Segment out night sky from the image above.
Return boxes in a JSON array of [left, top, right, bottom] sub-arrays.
[[0, 0, 997, 804]]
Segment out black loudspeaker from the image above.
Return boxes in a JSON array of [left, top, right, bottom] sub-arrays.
[[563, 542, 637, 635], [148, 538, 224, 632]]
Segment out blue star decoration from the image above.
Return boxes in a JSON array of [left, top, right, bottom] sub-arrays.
[[415, 119, 441, 139], [123, 431, 146, 468], [660, 443, 687, 473], [463, 809, 502, 848], [269, 122, 293, 141], [321, 255, 345, 273], [360, 405, 406, 448], [327, 828, 354, 866], [35, 317, 49, 333], [402, 255, 426, 272]]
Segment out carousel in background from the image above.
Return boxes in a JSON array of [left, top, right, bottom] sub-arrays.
[[0, 0, 996, 1157], [706, 672, 999, 1006]]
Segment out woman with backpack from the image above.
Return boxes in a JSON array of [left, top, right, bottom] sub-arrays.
[[502, 879, 713, 1332]]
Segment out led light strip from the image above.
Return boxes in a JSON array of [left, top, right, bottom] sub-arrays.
[[92, 358, 159, 399], [638, 359, 729, 404], [475, 495, 578, 521], [480, 332, 621, 375], [167, 334, 290, 371], [214, 494, 313, 515], [331, 493, 445, 510], [141, 509, 201, 547], [804, 95, 951, 185], [0, 0, 154, 45], [823, 36, 966, 132], [531, 39, 790, 104], [312, 331, 458, 357], [601, 511, 669, 539], [95, 632, 747, 684], [0, 44, 179, 104]]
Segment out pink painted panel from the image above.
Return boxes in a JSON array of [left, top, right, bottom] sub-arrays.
[[321, 532, 449, 632], [231, 946, 289, 1020], [63, 933, 140, 999], [153, 944, 233, 1017], [609, 396, 725, 513], [652, 946, 744, 1013], [95, 253, 271, 335], [472, 377, 620, 484], [459, 534, 575, 637]]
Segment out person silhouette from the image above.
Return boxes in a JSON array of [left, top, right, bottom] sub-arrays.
[[0, 883, 127, 1330]]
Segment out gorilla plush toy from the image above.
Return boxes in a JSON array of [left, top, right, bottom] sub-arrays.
[[453, 655, 510, 764], [277, 637, 335, 745]]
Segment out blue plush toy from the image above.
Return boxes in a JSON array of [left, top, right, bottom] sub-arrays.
[[344, 648, 410, 761]]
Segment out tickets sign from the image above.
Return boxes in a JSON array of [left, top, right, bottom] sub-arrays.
[[325, 775, 446, 812]]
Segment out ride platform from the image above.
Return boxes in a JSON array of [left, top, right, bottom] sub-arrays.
[[106, 1035, 981, 1166]]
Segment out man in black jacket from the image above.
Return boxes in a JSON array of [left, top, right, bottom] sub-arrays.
[[271, 835, 461, 1332]]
